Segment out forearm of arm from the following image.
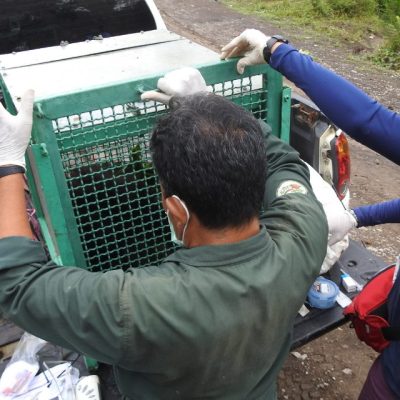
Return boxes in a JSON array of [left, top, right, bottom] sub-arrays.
[[270, 44, 376, 130], [270, 44, 400, 164], [0, 174, 34, 239], [354, 199, 400, 227], [0, 247, 126, 364]]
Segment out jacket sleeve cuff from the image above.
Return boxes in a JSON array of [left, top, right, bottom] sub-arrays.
[[0, 237, 48, 270], [352, 207, 366, 228], [269, 43, 300, 70]]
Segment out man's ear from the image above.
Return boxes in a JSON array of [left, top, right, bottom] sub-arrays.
[[165, 196, 188, 226]]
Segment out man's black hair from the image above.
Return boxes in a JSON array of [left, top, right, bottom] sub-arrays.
[[150, 93, 267, 229]]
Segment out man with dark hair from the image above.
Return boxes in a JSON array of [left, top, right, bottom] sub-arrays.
[[151, 94, 267, 231], [0, 71, 327, 398]]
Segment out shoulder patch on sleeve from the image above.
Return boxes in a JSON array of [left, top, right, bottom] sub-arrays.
[[276, 180, 308, 197]]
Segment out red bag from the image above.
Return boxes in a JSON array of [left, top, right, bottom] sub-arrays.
[[344, 264, 400, 352]]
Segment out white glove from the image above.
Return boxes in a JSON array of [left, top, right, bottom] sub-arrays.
[[220, 29, 270, 74], [306, 163, 357, 246], [327, 209, 357, 245], [0, 90, 35, 169], [141, 67, 207, 105], [320, 236, 349, 274]]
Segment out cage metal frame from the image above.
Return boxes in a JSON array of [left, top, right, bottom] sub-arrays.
[[5, 60, 291, 270]]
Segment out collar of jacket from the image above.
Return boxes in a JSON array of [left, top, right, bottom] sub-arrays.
[[164, 225, 271, 268]]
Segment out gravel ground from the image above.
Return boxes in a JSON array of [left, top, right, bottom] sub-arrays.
[[154, 1, 400, 398]]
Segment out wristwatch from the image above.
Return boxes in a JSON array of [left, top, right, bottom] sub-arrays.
[[0, 165, 25, 179], [263, 35, 289, 64]]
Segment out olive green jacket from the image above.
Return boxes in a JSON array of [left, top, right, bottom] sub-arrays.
[[0, 127, 328, 399]]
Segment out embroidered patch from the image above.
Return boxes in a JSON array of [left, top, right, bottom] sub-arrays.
[[276, 180, 308, 197]]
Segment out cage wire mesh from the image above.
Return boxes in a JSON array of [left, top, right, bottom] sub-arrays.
[[46, 74, 267, 272]]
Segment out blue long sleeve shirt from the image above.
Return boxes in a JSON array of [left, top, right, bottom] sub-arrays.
[[270, 44, 400, 229], [270, 44, 400, 164], [271, 44, 400, 397], [354, 199, 400, 227]]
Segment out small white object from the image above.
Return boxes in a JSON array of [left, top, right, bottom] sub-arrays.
[[393, 255, 400, 283], [341, 273, 358, 293], [0, 360, 38, 399], [336, 291, 352, 308], [319, 282, 330, 294], [342, 368, 352, 375], [298, 304, 310, 317], [291, 352, 308, 361], [75, 375, 101, 400], [0, 362, 76, 400]]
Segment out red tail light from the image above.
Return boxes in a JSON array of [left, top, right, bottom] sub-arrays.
[[333, 131, 350, 200]]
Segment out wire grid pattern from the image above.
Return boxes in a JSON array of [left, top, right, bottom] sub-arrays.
[[51, 74, 267, 272]]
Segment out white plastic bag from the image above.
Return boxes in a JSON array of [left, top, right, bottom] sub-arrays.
[[0, 333, 46, 399], [306, 163, 350, 273]]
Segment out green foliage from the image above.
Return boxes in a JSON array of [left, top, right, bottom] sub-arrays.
[[222, 0, 400, 71], [370, 15, 400, 70], [310, 0, 400, 18], [371, 46, 400, 70], [313, 0, 376, 17], [376, 0, 400, 21], [311, 0, 330, 16]]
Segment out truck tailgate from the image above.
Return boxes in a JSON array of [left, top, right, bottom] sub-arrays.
[[292, 239, 387, 349]]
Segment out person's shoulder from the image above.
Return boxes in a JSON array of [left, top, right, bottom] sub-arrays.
[[124, 259, 190, 282]]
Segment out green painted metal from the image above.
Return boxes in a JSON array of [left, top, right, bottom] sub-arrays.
[[0, 75, 17, 114], [280, 86, 292, 144], [49, 92, 267, 153], [25, 151, 62, 263], [84, 357, 99, 372], [29, 141, 86, 267], [3, 58, 289, 272], [264, 67, 283, 138]]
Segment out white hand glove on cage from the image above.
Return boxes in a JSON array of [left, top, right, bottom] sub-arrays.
[[220, 29, 270, 74], [141, 67, 207, 105], [0, 90, 35, 169]]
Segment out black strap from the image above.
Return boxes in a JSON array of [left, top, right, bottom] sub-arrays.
[[382, 326, 400, 341], [0, 165, 25, 178]]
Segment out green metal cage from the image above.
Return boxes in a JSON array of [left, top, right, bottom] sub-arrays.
[[15, 60, 291, 271]]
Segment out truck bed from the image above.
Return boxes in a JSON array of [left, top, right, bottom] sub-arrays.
[[292, 239, 386, 349]]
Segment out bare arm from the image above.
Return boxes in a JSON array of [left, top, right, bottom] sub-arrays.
[[0, 90, 35, 238], [0, 174, 33, 239]]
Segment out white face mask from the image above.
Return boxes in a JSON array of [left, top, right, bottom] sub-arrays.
[[166, 195, 190, 247]]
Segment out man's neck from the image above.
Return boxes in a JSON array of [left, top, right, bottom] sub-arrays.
[[184, 217, 260, 248]]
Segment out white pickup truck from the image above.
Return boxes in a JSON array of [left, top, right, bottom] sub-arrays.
[[0, 0, 385, 362], [0, 0, 349, 195]]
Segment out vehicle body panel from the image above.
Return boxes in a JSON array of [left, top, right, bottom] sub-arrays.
[[0, 0, 164, 54], [0, 30, 220, 102]]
